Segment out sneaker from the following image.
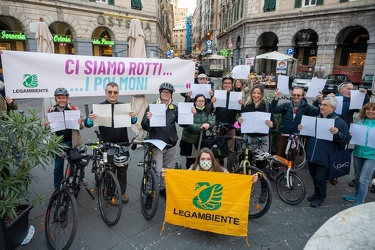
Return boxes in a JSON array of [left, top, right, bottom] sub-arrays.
[[343, 195, 356, 202], [371, 185, 375, 193], [349, 179, 355, 187], [307, 193, 317, 202], [329, 178, 338, 185], [352, 202, 361, 207], [145, 196, 153, 209], [310, 198, 324, 208], [122, 194, 129, 203]]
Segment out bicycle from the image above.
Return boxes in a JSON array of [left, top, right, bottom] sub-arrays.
[[264, 133, 307, 205], [86, 141, 130, 226], [132, 139, 160, 220], [233, 136, 273, 219], [45, 146, 90, 250]]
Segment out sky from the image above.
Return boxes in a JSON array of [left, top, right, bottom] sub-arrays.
[[177, 0, 196, 15]]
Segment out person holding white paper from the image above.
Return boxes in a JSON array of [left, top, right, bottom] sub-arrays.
[[185, 73, 214, 104], [272, 86, 320, 158], [238, 84, 274, 155], [141, 82, 179, 197], [314, 82, 369, 186], [210, 75, 241, 172], [45, 88, 84, 190], [180, 94, 214, 168], [298, 97, 351, 208], [85, 82, 137, 204], [343, 102, 375, 206], [233, 79, 250, 101]]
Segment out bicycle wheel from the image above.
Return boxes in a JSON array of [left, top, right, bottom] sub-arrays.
[[45, 188, 78, 250], [276, 172, 306, 205], [97, 170, 122, 226], [234, 164, 272, 219], [292, 140, 306, 171], [140, 168, 159, 220]]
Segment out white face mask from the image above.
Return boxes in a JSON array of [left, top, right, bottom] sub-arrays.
[[199, 160, 212, 170]]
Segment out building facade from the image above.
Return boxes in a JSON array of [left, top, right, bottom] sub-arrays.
[[0, 0, 173, 68], [193, 0, 375, 82]]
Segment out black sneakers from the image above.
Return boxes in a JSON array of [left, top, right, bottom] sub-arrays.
[[349, 179, 355, 187], [310, 198, 324, 208], [307, 193, 317, 202], [329, 178, 338, 185]]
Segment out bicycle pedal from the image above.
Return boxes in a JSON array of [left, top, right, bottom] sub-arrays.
[[80, 181, 88, 187], [137, 162, 143, 167]]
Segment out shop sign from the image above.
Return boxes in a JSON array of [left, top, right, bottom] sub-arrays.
[[92, 38, 115, 46], [1, 31, 26, 41], [53, 35, 72, 43]]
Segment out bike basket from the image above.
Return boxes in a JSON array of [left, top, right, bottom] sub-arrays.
[[201, 136, 229, 158]]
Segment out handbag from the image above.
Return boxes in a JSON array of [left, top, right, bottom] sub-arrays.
[[201, 136, 229, 158], [328, 147, 353, 179]]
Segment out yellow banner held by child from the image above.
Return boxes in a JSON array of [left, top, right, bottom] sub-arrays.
[[163, 169, 253, 236]]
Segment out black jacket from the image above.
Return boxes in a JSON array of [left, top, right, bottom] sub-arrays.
[[211, 91, 239, 129], [241, 100, 273, 137]]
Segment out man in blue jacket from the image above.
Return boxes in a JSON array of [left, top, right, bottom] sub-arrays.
[[299, 97, 351, 207]]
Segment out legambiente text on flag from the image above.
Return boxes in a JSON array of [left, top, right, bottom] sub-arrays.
[[163, 169, 253, 237]]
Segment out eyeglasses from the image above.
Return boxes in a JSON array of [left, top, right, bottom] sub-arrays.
[[161, 90, 171, 94], [196, 100, 205, 103], [292, 94, 302, 97], [107, 91, 118, 95], [223, 81, 233, 85], [319, 103, 331, 107]]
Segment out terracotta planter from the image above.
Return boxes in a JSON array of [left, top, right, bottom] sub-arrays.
[[0, 204, 33, 250]]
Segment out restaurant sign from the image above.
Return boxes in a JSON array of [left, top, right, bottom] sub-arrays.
[[1, 31, 26, 41], [92, 38, 115, 46]]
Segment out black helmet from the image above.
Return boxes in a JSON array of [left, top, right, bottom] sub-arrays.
[[159, 82, 175, 93], [54, 87, 69, 96]]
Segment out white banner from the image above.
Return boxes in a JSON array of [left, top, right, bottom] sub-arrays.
[[1, 51, 194, 98]]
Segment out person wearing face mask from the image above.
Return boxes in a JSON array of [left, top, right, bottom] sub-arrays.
[[45, 88, 84, 190], [180, 94, 215, 169]]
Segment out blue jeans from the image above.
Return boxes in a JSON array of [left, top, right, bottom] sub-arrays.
[[353, 156, 375, 204], [308, 162, 329, 200], [54, 141, 72, 189]]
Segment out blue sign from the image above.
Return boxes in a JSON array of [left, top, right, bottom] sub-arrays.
[[206, 40, 212, 53], [286, 47, 294, 55], [166, 50, 172, 57]]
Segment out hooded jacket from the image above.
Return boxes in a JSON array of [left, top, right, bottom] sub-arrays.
[[353, 118, 375, 160]]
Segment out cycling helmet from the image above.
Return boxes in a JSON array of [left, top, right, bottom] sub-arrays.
[[113, 153, 129, 167], [54, 87, 69, 96], [159, 82, 175, 93], [253, 150, 270, 161]]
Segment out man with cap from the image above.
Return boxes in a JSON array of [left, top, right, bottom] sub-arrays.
[[185, 73, 214, 103]]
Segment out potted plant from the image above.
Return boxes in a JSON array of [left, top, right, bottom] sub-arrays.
[[0, 109, 62, 250]]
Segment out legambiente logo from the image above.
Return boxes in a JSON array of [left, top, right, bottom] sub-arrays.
[[23, 74, 38, 88], [12, 74, 48, 94], [192, 182, 223, 210]]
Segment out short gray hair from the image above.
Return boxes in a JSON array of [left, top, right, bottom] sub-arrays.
[[338, 82, 353, 92], [323, 96, 337, 109]]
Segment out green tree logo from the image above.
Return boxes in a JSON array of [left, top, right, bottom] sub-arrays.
[[23, 74, 38, 88], [192, 182, 223, 210]]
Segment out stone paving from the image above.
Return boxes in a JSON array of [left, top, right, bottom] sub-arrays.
[[15, 91, 374, 250]]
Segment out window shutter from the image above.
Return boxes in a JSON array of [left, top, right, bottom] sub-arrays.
[[108, 0, 115, 5], [294, 0, 302, 8], [316, 0, 324, 5], [89, 0, 96, 2], [339, 0, 348, 2]]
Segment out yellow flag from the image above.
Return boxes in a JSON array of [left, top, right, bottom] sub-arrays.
[[164, 169, 253, 236]]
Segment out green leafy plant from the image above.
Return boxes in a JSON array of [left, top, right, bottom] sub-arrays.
[[0, 109, 63, 221]]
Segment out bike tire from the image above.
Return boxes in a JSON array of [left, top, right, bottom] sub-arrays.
[[233, 164, 272, 219], [45, 188, 78, 250], [140, 168, 160, 220], [98, 170, 122, 226], [292, 140, 306, 171], [276, 172, 306, 205]]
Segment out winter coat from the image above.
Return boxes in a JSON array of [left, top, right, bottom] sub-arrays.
[[211, 91, 239, 129], [181, 109, 214, 144], [141, 101, 179, 147], [305, 112, 351, 167], [353, 118, 375, 160], [241, 100, 273, 138], [271, 98, 320, 134]]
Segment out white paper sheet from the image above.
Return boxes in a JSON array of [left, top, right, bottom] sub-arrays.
[[64, 110, 80, 130], [191, 84, 211, 99], [316, 118, 335, 141], [47, 112, 65, 132], [228, 92, 242, 110], [367, 128, 375, 149], [144, 139, 167, 151], [114, 103, 131, 128], [178, 102, 194, 125], [306, 78, 326, 98], [349, 123, 367, 146], [300, 115, 316, 137], [349, 90, 366, 110], [93, 104, 112, 127], [150, 104, 166, 127], [241, 112, 271, 134], [231, 65, 251, 79], [214, 90, 227, 108], [335, 96, 343, 115], [277, 75, 290, 95]]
